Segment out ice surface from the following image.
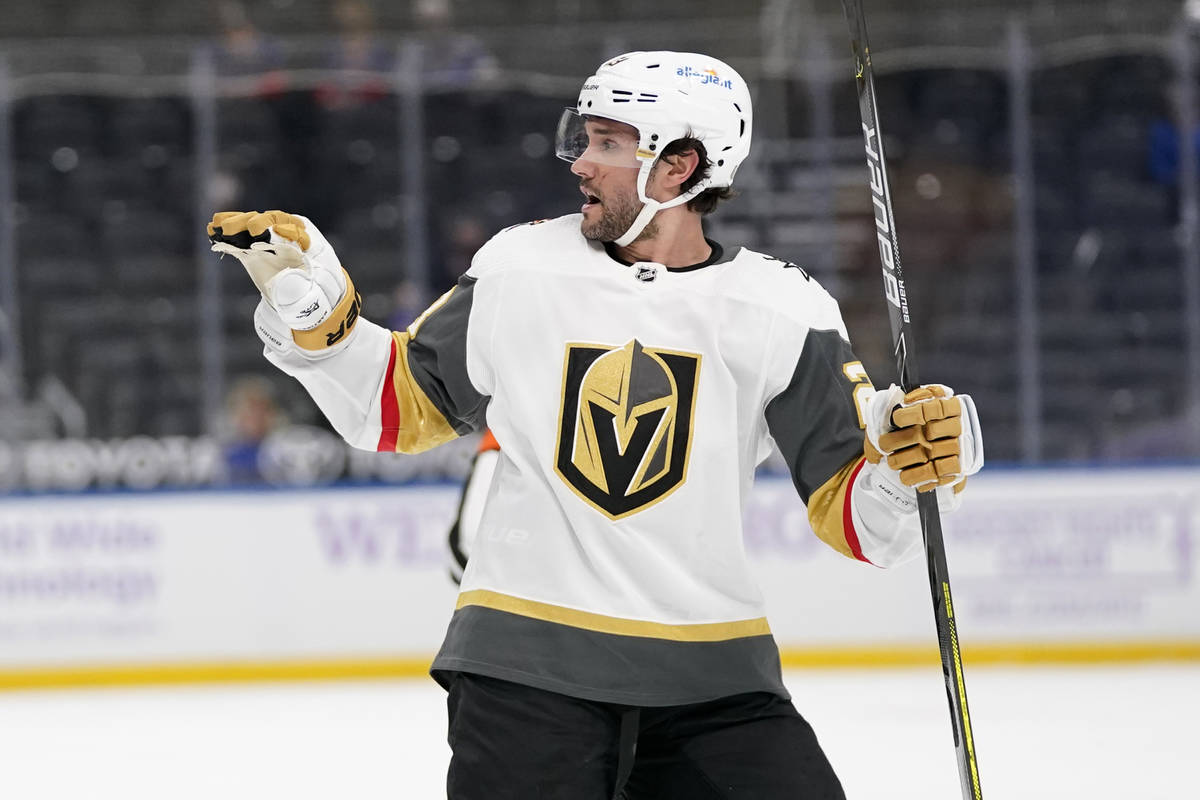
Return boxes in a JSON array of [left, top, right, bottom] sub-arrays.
[[0, 665, 1193, 799]]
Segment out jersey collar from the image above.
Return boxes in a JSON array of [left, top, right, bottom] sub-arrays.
[[602, 239, 732, 272]]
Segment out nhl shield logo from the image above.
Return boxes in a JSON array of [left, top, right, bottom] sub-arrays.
[[554, 339, 701, 520]]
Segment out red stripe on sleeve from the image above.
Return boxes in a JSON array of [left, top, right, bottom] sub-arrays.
[[842, 457, 874, 565], [376, 337, 400, 452]]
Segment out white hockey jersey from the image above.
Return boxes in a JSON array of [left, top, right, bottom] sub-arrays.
[[268, 214, 923, 705]]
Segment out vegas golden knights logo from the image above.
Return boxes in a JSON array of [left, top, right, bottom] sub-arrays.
[[554, 339, 701, 520]]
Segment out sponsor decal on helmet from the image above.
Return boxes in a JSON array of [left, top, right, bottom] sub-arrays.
[[676, 65, 734, 90]]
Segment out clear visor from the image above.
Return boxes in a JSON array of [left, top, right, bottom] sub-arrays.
[[555, 108, 642, 169]]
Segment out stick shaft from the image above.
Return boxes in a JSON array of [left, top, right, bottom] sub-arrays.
[[838, 2, 983, 798]]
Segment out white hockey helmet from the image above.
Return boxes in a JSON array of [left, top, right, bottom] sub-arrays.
[[556, 51, 754, 245]]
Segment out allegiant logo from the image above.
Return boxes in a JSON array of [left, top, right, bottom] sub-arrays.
[[676, 66, 733, 89]]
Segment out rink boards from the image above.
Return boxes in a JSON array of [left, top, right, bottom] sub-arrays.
[[0, 467, 1197, 688]]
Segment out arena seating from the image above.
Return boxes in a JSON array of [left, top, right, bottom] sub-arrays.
[[3, 40, 1188, 462]]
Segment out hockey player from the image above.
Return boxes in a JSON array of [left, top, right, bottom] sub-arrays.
[[208, 51, 982, 800], [446, 428, 499, 585]]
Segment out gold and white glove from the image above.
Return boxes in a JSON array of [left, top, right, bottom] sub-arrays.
[[208, 210, 362, 358], [863, 384, 984, 513]]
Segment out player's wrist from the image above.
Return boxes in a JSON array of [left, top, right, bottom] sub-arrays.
[[288, 269, 362, 351], [254, 295, 362, 362], [859, 458, 963, 515]]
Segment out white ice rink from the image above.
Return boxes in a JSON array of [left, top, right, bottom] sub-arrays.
[[0, 664, 1194, 799]]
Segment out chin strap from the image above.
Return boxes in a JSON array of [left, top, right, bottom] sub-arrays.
[[613, 200, 661, 247], [612, 160, 713, 247]]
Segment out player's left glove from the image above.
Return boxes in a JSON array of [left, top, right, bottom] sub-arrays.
[[863, 384, 984, 513], [208, 210, 361, 359]]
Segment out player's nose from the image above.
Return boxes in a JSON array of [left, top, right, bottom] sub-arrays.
[[569, 158, 595, 179]]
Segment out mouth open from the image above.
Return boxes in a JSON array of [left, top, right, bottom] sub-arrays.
[[580, 187, 601, 211]]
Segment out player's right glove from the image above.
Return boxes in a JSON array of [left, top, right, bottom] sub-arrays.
[[863, 384, 984, 513], [208, 210, 362, 359]]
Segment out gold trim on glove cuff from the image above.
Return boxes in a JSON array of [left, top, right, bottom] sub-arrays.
[[291, 269, 361, 352]]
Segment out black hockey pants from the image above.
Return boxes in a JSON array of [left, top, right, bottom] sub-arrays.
[[445, 672, 846, 800]]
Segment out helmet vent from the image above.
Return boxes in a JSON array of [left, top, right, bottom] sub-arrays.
[[636, 92, 658, 103], [646, 64, 660, 68], [734, 103, 742, 112], [739, 119, 745, 136]]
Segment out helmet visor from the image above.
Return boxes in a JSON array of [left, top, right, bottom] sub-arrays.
[[555, 108, 642, 169]]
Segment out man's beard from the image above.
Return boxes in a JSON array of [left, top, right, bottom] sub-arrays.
[[580, 190, 657, 243]]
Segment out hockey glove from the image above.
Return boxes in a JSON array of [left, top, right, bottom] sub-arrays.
[[863, 384, 984, 513], [208, 210, 362, 358]]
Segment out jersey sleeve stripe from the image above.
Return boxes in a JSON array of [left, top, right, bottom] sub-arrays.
[[403, 274, 490, 435], [376, 331, 461, 454], [376, 336, 401, 452], [840, 457, 873, 565], [806, 455, 874, 564]]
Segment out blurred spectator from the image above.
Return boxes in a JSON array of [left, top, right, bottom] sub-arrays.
[[1148, 75, 1200, 190], [388, 280, 430, 331], [212, 1, 287, 94], [414, 0, 499, 87], [314, 0, 394, 109], [221, 376, 286, 485], [1148, 116, 1200, 187], [436, 214, 490, 286], [1188, 0, 1200, 26], [1101, 413, 1188, 461]]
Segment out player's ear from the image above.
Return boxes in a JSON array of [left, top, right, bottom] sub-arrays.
[[654, 148, 700, 194]]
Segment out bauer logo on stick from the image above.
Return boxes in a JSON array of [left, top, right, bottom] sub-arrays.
[[862, 122, 908, 323]]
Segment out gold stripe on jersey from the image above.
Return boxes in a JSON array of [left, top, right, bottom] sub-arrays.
[[382, 331, 460, 454], [806, 455, 865, 560], [456, 589, 771, 642]]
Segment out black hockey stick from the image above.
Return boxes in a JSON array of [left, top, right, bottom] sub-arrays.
[[838, 2, 983, 798]]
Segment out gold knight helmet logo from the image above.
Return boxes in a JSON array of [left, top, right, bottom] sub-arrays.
[[554, 339, 701, 520]]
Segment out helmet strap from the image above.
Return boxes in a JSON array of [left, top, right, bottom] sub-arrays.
[[613, 201, 660, 247], [612, 160, 713, 247]]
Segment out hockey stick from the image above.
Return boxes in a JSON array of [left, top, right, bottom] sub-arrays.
[[837, 2, 984, 798]]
